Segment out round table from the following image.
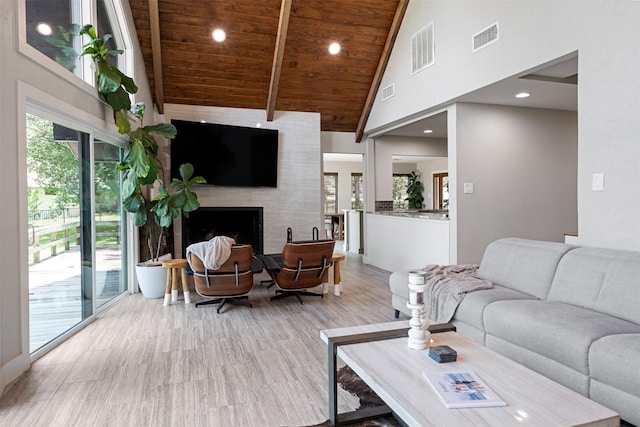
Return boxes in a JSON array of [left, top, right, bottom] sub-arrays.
[[162, 258, 191, 306]]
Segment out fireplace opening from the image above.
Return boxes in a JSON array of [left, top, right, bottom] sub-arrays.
[[182, 207, 264, 255]]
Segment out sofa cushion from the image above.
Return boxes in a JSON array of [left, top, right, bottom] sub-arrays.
[[486, 335, 591, 396], [453, 285, 536, 331], [477, 238, 575, 299], [483, 300, 640, 375], [547, 247, 640, 325], [589, 333, 640, 399]]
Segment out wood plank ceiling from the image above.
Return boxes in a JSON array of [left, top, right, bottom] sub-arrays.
[[129, 0, 407, 141]]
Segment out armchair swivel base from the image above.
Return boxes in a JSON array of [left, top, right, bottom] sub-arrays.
[[195, 296, 252, 313], [271, 289, 323, 305]]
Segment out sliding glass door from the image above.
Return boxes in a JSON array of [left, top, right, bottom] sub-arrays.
[[26, 113, 126, 353], [94, 139, 127, 308]]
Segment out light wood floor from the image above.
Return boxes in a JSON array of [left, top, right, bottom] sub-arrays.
[[0, 251, 400, 427]]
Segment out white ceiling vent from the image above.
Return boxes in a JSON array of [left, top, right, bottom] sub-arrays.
[[381, 83, 395, 101], [473, 22, 499, 52], [411, 23, 434, 74]]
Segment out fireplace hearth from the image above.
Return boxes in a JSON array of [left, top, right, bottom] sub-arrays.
[[182, 207, 264, 255]]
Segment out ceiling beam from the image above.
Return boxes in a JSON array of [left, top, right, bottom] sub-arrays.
[[355, 0, 409, 142], [148, 0, 165, 114], [266, 0, 292, 121]]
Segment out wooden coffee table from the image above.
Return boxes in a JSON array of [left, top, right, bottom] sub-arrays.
[[321, 321, 619, 427]]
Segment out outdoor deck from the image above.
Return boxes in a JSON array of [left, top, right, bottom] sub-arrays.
[[29, 245, 125, 352]]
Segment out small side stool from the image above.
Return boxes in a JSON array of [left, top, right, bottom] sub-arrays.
[[162, 258, 190, 306], [332, 253, 346, 296]]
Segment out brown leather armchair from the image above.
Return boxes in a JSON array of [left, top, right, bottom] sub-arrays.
[[261, 239, 335, 304], [189, 244, 256, 313]]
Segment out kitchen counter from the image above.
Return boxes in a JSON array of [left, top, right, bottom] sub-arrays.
[[364, 211, 450, 272], [368, 209, 449, 220]]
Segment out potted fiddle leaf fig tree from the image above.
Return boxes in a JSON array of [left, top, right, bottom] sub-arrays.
[[79, 25, 206, 297], [406, 170, 424, 210]]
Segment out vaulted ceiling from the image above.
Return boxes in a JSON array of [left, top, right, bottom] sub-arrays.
[[129, 0, 407, 140]]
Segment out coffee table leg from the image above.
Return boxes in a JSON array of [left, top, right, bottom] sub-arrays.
[[328, 340, 339, 426]]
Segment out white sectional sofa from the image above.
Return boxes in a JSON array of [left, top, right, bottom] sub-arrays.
[[388, 238, 640, 426]]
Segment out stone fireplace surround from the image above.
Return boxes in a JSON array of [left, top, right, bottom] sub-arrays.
[[165, 104, 323, 259]]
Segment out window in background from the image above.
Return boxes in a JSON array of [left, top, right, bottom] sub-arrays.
[[26, 0, 83, 75], [351, 173, 363, 209], [324, 173, 338, 214], [433, 172, 449, 209], [97, 0, 128, 71], [25, 0, 131, 88], [392, 174, 410, 210]]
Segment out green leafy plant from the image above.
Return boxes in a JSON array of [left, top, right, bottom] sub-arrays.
[[43, 24, 81, 71], [79, 25, 206, 262], [405, 171, 424, 210]]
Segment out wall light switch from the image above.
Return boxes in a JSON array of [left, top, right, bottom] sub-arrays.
[[464, 183, 474, 194], [592, 173, 604, 191]]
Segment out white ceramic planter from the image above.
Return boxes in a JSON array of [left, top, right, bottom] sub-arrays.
[[135, 263, 166, 299]]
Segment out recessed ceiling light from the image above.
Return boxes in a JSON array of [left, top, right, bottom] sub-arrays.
[[256, 123, 262, 128], [200, 120, 206, 123], [212, 29, 226, 43], [328, 42, 341, 55], [36, 22, 52, 36], [515, 92, 531, 98], [423, 129, 433, 134]]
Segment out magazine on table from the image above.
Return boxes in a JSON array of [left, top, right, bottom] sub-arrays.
[[423, 371, 507, 408]]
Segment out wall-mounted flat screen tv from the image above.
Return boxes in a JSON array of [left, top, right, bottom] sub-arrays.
[[170, 120, 278, 188]]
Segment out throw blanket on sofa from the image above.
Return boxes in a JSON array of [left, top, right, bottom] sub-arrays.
[[422, 264, 493, 323], [186, 236, 236, 271]]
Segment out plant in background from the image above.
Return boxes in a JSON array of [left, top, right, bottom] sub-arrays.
[[43, 24, 80, 71], [79, 24, 206, 262], [405, 170, 424, 210]]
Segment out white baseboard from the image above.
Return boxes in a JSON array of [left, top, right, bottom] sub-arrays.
[[0, 353, 30, 397]]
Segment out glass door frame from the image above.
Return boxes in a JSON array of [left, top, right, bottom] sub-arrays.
[[21, 84, 132, 362]]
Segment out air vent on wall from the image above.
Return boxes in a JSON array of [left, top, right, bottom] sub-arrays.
[[473, 22, 499, 52], [411, 23, 434, 74], [381, 84, 395, 101]]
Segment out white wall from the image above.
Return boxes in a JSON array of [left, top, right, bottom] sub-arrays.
[[165, 104, 322, 255], [392, 163, 416, 175], [417, 158, 448, 209], [366, 0, 640, 251], [0, 0, 9, 393], [455, 103, 578, 263], [321, 131, 364, 154]]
